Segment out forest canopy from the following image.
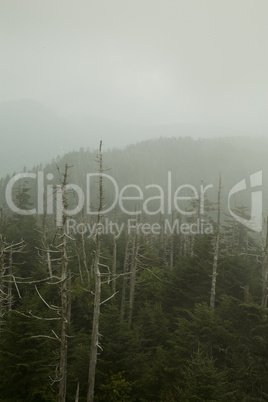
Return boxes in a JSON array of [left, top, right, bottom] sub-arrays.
[[0, 136, 267, 401]]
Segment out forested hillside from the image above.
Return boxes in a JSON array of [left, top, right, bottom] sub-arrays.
[[1, 136, 268, 214], [0, 137, 268, 401]]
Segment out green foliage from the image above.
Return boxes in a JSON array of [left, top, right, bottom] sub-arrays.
[[1, 141, 268, 400], [96, 372, 132, 401], [0, 309, 57, 401], [176, 352, 229, 401]]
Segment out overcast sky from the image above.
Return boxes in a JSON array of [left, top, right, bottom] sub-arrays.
[[1, 0, 267, 133]]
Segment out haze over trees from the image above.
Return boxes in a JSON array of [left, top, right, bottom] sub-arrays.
[[1, 99, 268, 179], [0, 137, 267, 401]]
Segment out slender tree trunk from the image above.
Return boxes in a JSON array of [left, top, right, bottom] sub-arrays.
[[75, 382, 80, 402], [87, 142, 103, 402], [0, 238, 24, 331], [210, 173, 221, 309], [128, 220, 139, 329], [111, 220, 117, 301], [87, 249, 101, 402], [261, 220, 268, 307], [0, 236, 5, 332], [120, 234, 129, 321], [81, 211, 90, 285], [8, 249, 13, 315], [159, 214, 167, 266], [169, 211, 175, 268], [42, 191, 53, 278], [243, 285, 250, 303], [67, 268, 72, 324], [58, 164, 69, 402], [190, 232, 195, 258]]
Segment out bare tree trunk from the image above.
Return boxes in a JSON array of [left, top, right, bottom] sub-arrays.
[[120, 233, 129, 321], [81, 211, 90, 285], [128, 219, 139, 329], [190, 231, 195, 258], [42, 191, 53, 278], [8, 249, 13, 315], [210, 173, 221, 309], [111, 217, 117, 301], [169, 211, 175, 268], [75, 382, 80, 402], [58, 164, 70, 402], [0, 236, 5, 332], [76, 248, 83, 283], [87, 142, 103, 402], [87, 250, 101, 402], [0, 237, 24, 330], [261, 220, 268, 307], [67, 268, 72, 324], [159, 214, 167, 266], [243, 285, 250, 304]]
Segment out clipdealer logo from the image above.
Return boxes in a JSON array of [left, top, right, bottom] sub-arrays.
[[228, 171, 262, 232], [4, 171, 214, 236], [5, 170, 263, 235]]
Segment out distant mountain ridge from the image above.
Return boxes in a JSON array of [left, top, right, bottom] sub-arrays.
[[1, 134, 268, 225], [0, 99, 257, 178]]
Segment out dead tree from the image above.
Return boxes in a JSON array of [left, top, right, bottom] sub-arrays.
[[7, 247, 13, 315], [261, 219, 268, 307], [120, 232, 129, 321], [34, 164, 73, 400], [87, 141, 104, 402], [128, 217, 140, 329], [35, 163, 73, 401], [0, 236, 25, 332], [58, 164, 71, 402], [210, 173, 221, 309], [111, 214, 117, 301], [87, 142, 120, 401], [81, 211, 90, 285], [169, 211, 175, 268], [5, 165, 73, 400], [75, 382, 80, 402], [41, 191, 53, 278], [158, 213, 167, 266], [0, 236, 4, 330]]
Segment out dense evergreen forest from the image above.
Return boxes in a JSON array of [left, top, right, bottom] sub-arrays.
[[0, 137, 268, 401]]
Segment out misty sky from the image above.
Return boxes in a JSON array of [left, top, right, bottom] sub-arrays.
[[1, 0, 268, 133]]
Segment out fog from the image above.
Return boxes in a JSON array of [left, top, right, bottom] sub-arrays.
[[0, 0, 267, 176]]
